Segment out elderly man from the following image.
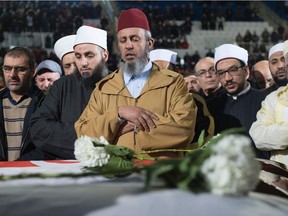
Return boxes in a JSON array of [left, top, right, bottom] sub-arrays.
[[29, 25, 109, 159], [207, 44, 268, 159], [194, 57, 223, 100], [0, 47, 44, 160], [250, 40, 288, 166], [267, 42, 287, 92], [34, 60, 62, 93], [75, 8, 196, 158], [250, 60, 275, 90], [54, 35, 77, 75]]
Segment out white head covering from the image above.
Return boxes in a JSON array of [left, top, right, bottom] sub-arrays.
[[149, 49, 177, 64], [214, 44, 248, 68], [268, 42, 283, 58], [54, 35, 76, 60], [284, 40, 288, 57], [74, 25, 107, 51], [35, 60, 62, 76]]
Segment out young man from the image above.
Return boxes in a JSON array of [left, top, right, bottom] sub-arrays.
[[207, 44, 269, 159], [249, 40, 288, 165], [75, 8, 196, 158], [29, 25, 109, 159], [0, 47, 44, 160], [267, 42, 286, 92], [54, 35, 77, 75]]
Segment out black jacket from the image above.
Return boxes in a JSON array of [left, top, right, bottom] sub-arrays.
[[0, 88, 45, 161], [207, 87, 269, 159], [29, 72, 97, 159]]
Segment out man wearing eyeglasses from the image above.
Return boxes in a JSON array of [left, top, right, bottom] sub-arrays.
[[194, 57, 223, 101], [0, 47, 48, 161], [207, 44, 269, 159]]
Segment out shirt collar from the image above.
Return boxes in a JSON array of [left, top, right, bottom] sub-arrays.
[[228, 82, 251, 100]]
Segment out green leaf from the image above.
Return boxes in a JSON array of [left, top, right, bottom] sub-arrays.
[[99, 156, 134, 177], [104, 145, 135, 157]]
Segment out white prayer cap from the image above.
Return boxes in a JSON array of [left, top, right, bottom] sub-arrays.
[[54, 35, 76, 60], [35, 60, 62, 76], [283, 41, 288, 57], [268, 42, 283, 58], [149, 49, 177, 64], [214, 44, 248, 68], [74, 25, 107, 51]]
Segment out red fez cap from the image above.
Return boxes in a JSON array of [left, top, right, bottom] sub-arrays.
[[117, 8, 150, 32]]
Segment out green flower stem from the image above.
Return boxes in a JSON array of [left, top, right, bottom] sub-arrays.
[[137, 149, 192, 154]]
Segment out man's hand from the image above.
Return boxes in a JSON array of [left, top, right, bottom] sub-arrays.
[[118, 106, 159, 132], [116, 121, 135, 136]]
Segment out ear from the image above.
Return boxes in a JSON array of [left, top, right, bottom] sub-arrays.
[[148, 37, 154, 49], [244, 66, 250, 80], [103, 50, 109, 62]]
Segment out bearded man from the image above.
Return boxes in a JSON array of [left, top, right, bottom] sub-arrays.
[[75, 8, 196, 159], [28, 25, 109, 160]]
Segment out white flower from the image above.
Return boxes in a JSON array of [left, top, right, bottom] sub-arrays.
[[200, 134, 260, 196], [74, 135, 110, 168]]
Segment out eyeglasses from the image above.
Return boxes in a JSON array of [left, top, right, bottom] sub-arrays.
[[216, 65, 243, 79], [2, 65, 29, 75], [196, 67, 216, 77]]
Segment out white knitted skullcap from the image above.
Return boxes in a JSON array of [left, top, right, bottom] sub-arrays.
[[214, 44, 248, 67], [54, 35, 76, 60], [269, 42, 283, 58], [74, 25, 107, 50], [149, 49, 177, 64]]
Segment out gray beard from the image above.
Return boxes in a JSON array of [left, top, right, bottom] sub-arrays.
[[119, 57, 147, 76]]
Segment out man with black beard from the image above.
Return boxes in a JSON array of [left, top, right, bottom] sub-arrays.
[[75, 8, 196, 159], [28, 25, 109, 160], [267, 42, 287, 93]]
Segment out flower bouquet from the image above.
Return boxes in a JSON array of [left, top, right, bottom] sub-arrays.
[[74, 129, 260, 196]]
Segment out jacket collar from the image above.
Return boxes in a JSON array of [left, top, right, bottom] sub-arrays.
[[99, 63, 175, 96]]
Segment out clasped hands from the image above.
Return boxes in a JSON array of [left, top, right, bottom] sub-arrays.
[[117, 106, 159, 136]]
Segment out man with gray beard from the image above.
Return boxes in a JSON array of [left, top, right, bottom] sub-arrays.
[[27, 25, 109, 160], [75, 8, 196, 159]]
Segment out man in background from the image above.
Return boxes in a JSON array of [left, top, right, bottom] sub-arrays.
[[267, 42, 287, 92], [30, 25, 109, 159], [54, 35, 77, 75], [250, 60, 275, 90], [34, 59, 62, 94], [194, 57, 223, 101], [207, 44, 268, 159]]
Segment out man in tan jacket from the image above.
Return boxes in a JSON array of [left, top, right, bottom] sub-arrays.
[[75, 8, 196, 158]]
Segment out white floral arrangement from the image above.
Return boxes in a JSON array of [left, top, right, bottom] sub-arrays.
[[74, 129, 260, 196]]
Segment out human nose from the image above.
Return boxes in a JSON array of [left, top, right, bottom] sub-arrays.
[[224, 71, 233, 80], [125, 40, 133, 49]]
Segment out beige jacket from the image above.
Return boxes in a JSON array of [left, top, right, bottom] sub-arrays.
[[75, 64, 197, 158]]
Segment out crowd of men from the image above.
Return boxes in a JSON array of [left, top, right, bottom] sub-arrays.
[[0, 7, 288, 169]]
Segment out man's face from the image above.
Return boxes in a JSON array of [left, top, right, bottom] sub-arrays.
[[117, 27, 153, 75], [62, 52, 76, 75], [35, 72, 61, 92], [195, 58, 220, 94], [3, 55, 33, 95], [216, 58, 249, 95], [74, 43, 108, 77], [252, 60, 274, 89], [184, 75, 200, 93], [269, 51, 286, 81]]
